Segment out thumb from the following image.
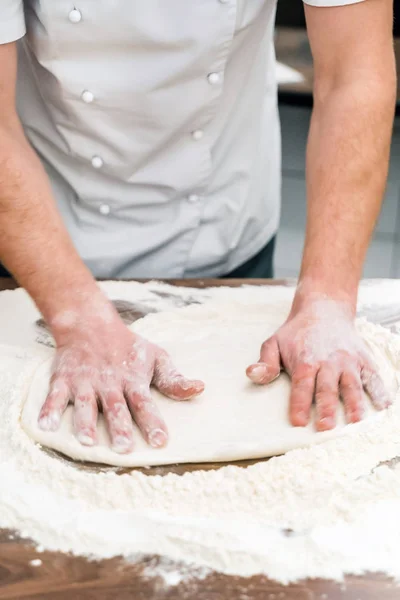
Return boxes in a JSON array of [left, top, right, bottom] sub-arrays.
[[153, 350, 205, 401], [246, 336, 281, 385]]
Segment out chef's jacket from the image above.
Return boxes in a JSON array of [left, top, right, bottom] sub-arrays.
[[1, 0, 365, 278]]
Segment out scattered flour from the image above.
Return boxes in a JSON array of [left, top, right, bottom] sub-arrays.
[[142, 557, 211, 586], [29, 559, 42, 567], [0, 282, 400, 583]]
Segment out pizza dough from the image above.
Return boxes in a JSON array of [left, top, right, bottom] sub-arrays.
[[20, 301, 396, 467]]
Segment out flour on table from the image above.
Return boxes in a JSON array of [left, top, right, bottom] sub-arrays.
[[1, 282, 400, 583], [29, 559, 42, 567]]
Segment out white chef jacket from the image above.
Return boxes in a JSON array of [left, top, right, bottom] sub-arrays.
[[1, 0, 365, 278]]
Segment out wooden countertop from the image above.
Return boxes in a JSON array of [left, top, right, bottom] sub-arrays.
[[275, 27, 400, 108], [0, 278, 398, 600]]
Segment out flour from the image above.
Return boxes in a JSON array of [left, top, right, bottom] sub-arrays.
[[29, 559, 42, 567], [1, 282, 400, 583], [142, 557, 211, 586]]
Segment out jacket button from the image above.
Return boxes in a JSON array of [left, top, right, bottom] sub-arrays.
[[99, 204, 111, 215], [81, 90, 94, 103], [68, 9, 82, 23], [91, 156, 103, 169]]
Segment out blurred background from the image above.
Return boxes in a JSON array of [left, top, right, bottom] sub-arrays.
[[274, 0, 400, 278]]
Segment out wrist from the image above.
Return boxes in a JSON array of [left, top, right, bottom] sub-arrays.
[[48, 288, 123, 346], [297, 256, 360, 307], [291, 277, 357, 319]]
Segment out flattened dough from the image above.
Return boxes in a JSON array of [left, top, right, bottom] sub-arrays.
[[20, 302, 394, 467]]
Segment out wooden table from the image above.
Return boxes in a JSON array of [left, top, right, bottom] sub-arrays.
[[0, 277, 398, 600]]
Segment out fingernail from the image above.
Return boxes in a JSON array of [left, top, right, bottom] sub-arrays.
[[346, 412, 357, 424], [318, 416, 335, 431], [38, 412, 61, 432], [378, 395, 392, 410], [149, 428, 167, 448], [76, 431, 96, 446], [247, 364, 266, 382], [179, 379, 204, 399], [112, 435, 133, 454], [346, 409, 363, 424], [297, 410, 308, 422], [373, 400, 386, 411], [192, 380, 205, 394]]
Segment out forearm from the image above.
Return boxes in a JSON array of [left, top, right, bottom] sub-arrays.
[[298, 75, 396, 309], [0, 125, 110, 335]]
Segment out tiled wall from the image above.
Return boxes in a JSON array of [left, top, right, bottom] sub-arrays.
[[276, 105, 400, 278]]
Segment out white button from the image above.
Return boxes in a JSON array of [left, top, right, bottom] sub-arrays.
[[81, 90, 94, 103], [91, 156, 103, 169], [188, 194, 200, 204], [192, 129, 204, 141], [207, 72, 221, 85], [68, 9, 82, 23], [99, 204, 110, 215]]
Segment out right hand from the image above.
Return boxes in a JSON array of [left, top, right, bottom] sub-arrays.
[[38, 300, 204, 453]]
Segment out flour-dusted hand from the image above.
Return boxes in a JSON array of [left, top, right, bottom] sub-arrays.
[[246, 295, 392, 430], [38, 299, 204, 453]]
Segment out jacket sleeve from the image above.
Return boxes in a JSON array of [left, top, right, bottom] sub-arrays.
[[303, 0, 365, 6], [0, 1, 26, 44]]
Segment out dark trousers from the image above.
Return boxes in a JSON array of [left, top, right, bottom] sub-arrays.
[[0, 236, 276, 280], [222, 236, 275, 279], [0, 264, 10, 278]]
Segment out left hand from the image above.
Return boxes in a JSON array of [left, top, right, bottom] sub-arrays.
[[246, 295, 391, 430]]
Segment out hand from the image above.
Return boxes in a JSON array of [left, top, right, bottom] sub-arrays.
[[246, 295, 391, 430], [38, 302, 204, 453]]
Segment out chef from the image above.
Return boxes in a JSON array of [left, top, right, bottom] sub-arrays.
[[0, 0, 395, 453]]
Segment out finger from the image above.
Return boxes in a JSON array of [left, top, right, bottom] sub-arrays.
[[153, 351, 204, 401], [246, 337, 281, 385], [361, 362, 392, 410], [73, 387, 99, 446], [38, 378, 70, 431], [126, 383, 168, 448], [289, 363, 318, 427], [98, 389, 134, 454], [340, 369, 364, 423], [314, 364, 340, 432]]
